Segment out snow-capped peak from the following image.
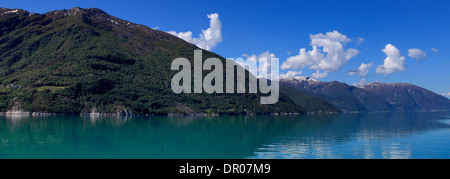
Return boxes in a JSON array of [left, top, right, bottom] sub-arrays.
[[2, 9, 19, 14], [293, 76, 320, 83], [280, 76, 321, 85], [359, 82, 414, 88]]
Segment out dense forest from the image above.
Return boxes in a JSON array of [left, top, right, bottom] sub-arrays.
[[0, 7, 305, 115]]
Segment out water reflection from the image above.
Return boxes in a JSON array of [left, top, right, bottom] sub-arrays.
[[0, 112, 449, 159], [81, 115, 133, 127], [252, 112, 450, 159]]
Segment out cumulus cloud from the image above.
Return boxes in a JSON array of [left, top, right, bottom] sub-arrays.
[[311, 71, 328, 79], [431, 48, 438, 53], [279, 71, 303, 79], [348, 62, 374, 77], [281, 31, 359, 79], [376, 44, 406, 76], [167, 13, 222, 51], [353, 78, 368, 86], [237, 51, 277, 78], [408, 48, 427, 61]]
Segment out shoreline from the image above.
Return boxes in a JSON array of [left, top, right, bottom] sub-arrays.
[[0, 111, 306, 117], [0, 110, 448, 118]]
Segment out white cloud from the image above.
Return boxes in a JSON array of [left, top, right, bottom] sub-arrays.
[[353, 78, 367, 86], [408, 48, 427, 60], [281, 48, 316, 70], [256, 51, 276, 78], [237, 51, 277, 78], [153, 26, 160, 30], [311, 71, 328, 79], [431, 48, 438, 53], [167, 13, 222, 51], [281, 31, 359, 79], [348, 62, 374, 77], [357, 37, 365, 45], [279, 71, 303, 79], [443, 92, 450, 98], [376, 44, 406, 76]]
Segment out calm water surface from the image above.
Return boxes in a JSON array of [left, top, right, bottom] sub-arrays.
[[1, 112, 450, 159]]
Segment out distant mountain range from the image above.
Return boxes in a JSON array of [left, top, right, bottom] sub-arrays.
[[359, 82, 450, 112], [280, 77, 450, 112], [0, 7, 449, 115]]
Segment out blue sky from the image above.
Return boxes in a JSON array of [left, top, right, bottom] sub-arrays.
[[1, 0, 449, 96]]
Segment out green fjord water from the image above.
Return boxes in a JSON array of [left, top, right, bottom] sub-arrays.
[[1, 112, 450, 159]]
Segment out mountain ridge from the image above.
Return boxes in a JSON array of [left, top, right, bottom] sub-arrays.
[[358, 82, 450, 112], [280, 76, 450, 112], [279, 77, 393, 112], [0, 7, 304, 115]]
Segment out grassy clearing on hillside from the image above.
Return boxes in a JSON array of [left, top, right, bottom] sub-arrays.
[[37, 86, 69, 92]]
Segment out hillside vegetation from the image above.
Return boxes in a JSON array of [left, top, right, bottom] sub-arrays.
[[0, 7, 304, 115]]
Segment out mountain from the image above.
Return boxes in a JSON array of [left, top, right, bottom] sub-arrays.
[[359, 82, 450, 112], [279, 84, 340, 113], [0, 7, 304, 115], [281, 77, 450, 113], [280, 77, 394, 113]]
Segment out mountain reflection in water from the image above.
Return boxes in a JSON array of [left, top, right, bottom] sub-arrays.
[[1, 112, 449, 159]]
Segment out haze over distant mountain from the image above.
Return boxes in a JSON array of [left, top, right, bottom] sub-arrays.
[[280, 77, 393, 112], [359, 82, 450, 112], [0, 7, 303, 115], [280, 77, 450, 112]]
